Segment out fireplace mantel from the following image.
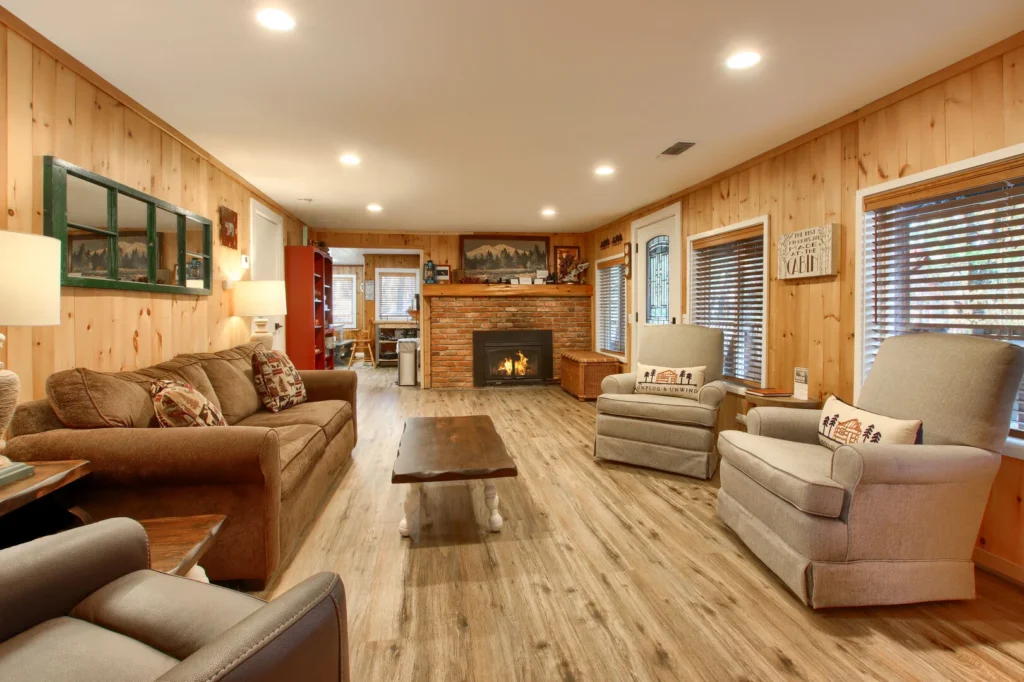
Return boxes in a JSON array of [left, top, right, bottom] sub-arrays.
[[422, 284, 592, 298]]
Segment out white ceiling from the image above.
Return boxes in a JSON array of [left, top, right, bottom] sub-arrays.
[[11, 1, 1024, 233]]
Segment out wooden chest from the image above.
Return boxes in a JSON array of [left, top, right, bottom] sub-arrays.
[[560, 351, 621, 401]]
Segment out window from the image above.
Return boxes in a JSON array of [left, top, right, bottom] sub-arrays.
[[376, 269, 419, 321], [333, 272, 358, 329], [597, 258, 626, 356], [688, 219, 768, 386], [862, 164, 1024, 433], [646, 235, 670, 324], [44, 156, 213, 294]]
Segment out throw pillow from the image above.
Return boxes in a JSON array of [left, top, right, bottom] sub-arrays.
[[150, 379, 226, 428], [817, 395, 922, 451], [252, 349, 308, 413], [634, 363, 706, 399]]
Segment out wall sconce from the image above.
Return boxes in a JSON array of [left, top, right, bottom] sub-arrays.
[[223, 269, 243, 290]]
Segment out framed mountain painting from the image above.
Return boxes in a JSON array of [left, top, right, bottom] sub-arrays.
[[460, 235, 549, 280]]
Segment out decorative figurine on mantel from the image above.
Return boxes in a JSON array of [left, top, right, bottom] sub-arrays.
[[561, 260, 590, 284]]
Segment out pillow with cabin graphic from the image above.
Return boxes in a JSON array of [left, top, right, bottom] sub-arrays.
[[817, 395, 922, 451], [634, 363, 706, 399]]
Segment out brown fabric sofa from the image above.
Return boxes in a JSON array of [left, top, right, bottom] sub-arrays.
[[4, 344, 357, 587], [0, 518, 349, 682]]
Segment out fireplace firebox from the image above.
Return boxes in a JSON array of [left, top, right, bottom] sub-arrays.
[[473, 330, 553, 387]]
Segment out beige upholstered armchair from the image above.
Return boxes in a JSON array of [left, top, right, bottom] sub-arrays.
[[595, 324, 727, 479], [717, 333, 1024, 609]]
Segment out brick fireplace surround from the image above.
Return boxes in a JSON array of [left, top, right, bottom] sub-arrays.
[[428, 293, 592, 389]]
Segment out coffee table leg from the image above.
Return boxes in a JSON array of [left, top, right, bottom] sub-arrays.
[[484, 482, 503, 532], [399, 483, 421, 537]]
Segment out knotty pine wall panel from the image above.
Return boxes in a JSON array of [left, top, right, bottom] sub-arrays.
[[0, 24, 304, 401]]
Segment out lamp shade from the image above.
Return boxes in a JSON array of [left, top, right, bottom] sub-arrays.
[[233, 280, 287, 317], [0, 231, 61, 326]]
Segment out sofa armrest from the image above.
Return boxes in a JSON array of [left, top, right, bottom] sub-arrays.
[[159, 573, 348, 682], [601, 373, 636, 395], [3, 426, 280, 487], [745, 407, 822, 444], [299, 370, 357, 443], [697, 380, 727, 409], [0, 518, 149, 642]]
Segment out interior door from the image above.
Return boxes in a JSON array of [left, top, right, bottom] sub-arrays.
[[251, 200, 286, 351], [633, 214, 681, 367]]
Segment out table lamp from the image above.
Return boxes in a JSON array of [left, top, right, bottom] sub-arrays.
[[0, 231, 61, 473], [232, 280, 288, 349]]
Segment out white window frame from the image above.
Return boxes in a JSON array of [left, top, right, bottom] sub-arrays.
[[630, 201, 683, 367], [333, 273, 358, 330], [686, 214, 770, 389], [594, 254, 627, 362], [375, 267, 421, 322]]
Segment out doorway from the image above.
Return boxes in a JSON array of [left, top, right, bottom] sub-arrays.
[[632, 202, 682, 368], [250, 200, 286, 351]]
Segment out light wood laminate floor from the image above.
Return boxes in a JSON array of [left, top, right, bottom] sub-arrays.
[[269, 368, 1024, 681]]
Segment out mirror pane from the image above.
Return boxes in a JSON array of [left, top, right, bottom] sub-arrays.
[[184, 218, 206, 289], [66, 175, 111, 279], [155, 208, 178, 285], [116, 193, 150, 283]]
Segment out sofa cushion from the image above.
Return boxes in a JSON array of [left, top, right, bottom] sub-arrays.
[[150, 380, 226, 428], [597, 392, 717, 427], [45, 357, 218, 429], [189, 344, 263, 425], [0, 616, 178, 682], [274, 424, 328, 497], [718, 431, 845, 518], [237, 400, 351, 443], [252, 349, 307, 413]]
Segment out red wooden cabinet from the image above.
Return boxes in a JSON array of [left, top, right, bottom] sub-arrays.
[[285, 246, 334, 370]]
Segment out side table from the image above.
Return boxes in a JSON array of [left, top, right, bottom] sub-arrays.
[[0, 460, 91, 548], [139, 514, 226, 577]]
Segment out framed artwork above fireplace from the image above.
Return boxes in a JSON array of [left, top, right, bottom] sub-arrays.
[[460, 235, 549, 281]]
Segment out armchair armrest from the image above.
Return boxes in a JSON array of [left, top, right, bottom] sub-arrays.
[[745, 407, 822, 444], [698, 380, 727, 409], [0, 518, 148, 642], [299, 370, 357, 443], [601, 373, 636, 395], [831, 443, 1000, 487], [3, 427, 280, 487], [159, 573, 348, 682]]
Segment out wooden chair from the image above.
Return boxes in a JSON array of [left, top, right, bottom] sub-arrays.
[[348, 328, 375, 368]]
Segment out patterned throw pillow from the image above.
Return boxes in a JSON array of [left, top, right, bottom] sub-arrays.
[[817, 395, 922, 451], [252, 349, 308, 413], [150, 379, 226, 427], [634, 363, 706, 399]]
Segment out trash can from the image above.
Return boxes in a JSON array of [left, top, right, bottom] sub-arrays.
[[398, 338, 419, 386]]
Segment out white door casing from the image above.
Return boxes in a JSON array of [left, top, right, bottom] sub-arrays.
[[250, 199, 286, 351], [631, 202, 682, 369]]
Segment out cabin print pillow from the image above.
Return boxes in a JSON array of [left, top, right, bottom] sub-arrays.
[[817, 395, 922, 451], [252, 349, 308, 413], [634, 364, 706, 399], [150, 379, 226, 427]]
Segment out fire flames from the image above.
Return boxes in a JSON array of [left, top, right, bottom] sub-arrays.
[[496, 350, 531, 377]]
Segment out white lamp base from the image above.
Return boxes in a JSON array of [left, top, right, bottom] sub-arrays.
[[250, 317, 274, 350]]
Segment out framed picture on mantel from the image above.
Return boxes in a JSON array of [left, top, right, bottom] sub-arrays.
[[460, 235, 549, 281]]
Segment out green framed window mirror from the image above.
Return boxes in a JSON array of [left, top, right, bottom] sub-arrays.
[[43, 156, 213, 295]]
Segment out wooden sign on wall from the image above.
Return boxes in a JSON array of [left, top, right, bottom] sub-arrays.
[[778, 224, 839, 280]]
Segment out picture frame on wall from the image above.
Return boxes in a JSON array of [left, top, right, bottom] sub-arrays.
[[218, 206, 239, 250], [554, 245, 580, 282], [459, 235, 549, 281]]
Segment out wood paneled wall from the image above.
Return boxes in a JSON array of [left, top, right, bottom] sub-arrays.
[[586, 34, 1024, 404], [0, 19, 304, 401]]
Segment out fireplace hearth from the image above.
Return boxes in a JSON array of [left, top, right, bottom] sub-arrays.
[[473, 330, 553, 387]]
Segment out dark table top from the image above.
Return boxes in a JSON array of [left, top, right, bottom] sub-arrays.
[[392, 415, 518, 484]]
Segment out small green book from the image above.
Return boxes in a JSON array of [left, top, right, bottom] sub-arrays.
[[0, 462, 35, 488]]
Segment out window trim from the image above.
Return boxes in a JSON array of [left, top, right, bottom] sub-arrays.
[[594, 254, 627, 362], [686, 214, 770, 389], [854, 141, 1024, 403], [333, 272, 359, 329], [374, 267, 421, 322]]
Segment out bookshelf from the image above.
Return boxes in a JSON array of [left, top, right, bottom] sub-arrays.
[[284, 246, 335, 370]]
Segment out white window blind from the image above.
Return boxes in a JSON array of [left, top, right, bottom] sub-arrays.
[[332, 273, 357, 328], [690, 226, 765, 384], [377, 271, 418, 321], [597, 261, 626, 355], [863, 176, 1024, 433]]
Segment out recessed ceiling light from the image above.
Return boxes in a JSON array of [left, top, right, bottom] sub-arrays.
[[339, 153, 361, 166], [257, 8, 296, 31], [541, 207, 557, 218], [726, 51, 761, 69], [594, 165, 616, 176], [366, 203, 383, 213]]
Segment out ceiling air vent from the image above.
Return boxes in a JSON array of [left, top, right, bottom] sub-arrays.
[[660, 141, 695, 156]]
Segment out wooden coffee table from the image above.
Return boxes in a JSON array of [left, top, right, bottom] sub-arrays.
[[393, 415, 518, 536], [139, 514, 226, 576]]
